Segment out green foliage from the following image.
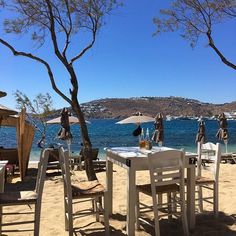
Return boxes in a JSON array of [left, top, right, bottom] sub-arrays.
[[14, 90, 55, 117], [14, 90, 55, 147]]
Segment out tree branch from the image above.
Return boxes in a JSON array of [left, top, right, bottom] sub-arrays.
[[62, 0, 72, 58], [206, 31, 236, 70], [70, 15, 98, 64], [0, 38, 71, 104], [45, 0, 68, 66]]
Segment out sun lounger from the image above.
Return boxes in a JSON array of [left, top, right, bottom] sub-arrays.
[[221, 153, 236, 164], [71, 148, 106, 170]]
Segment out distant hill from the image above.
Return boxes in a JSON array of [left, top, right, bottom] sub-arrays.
[[74, 97, 236, 119]]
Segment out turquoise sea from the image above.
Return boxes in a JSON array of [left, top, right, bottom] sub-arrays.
[[1, 119, 236, 161]]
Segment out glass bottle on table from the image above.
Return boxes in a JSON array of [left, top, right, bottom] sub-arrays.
[[145, 128, 152, 150], [139, 128, 146, 149]]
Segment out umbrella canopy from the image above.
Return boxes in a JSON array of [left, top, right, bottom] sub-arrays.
[[116, 112, 154, 124], [152, 113, 164, 145], [0, 91, 7, 98], [195, 118, 206, 143], [216, 113, 228, 141], [0, 104, 18, 117], [46, 115, 90, 125]]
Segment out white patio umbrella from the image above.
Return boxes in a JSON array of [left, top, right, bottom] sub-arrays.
[[46, 116, 91, 125], [116, 113, 154, 124], [116, 112, 155, 147]]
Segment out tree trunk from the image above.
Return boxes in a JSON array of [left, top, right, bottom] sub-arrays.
[[71, 97, 97, 181]]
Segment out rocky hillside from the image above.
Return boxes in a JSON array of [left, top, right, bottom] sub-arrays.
[[76, 97, 236, 119]]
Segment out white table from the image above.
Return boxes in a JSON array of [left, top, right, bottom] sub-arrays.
[[106, 146, 196, 235], [0, 161, 8, 193]]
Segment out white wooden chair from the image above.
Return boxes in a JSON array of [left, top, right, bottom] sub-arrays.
[[0, 148, 50, 236], [196, 142, 221, 216], [136, 150, 189, 236], [59, 147, 109, 236]]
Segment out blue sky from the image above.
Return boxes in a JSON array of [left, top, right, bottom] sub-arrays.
[[0, 1, 236, 110]]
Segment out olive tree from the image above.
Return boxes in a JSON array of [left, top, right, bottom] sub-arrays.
[[14, 90, 55, 148], [154, 0, 236, 70], [0, 0, 121, 180]]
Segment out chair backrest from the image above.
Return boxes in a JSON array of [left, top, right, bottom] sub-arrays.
[[197, 142, 221, 181], [58, 147, 72, 203], [35, 148, 50, 201], [48, 148, 59, 163], [80, 148, 99, 161], [148, 150, 185, 188]]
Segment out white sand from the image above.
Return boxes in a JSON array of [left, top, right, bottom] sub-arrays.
[[2, 163, 236, 235]]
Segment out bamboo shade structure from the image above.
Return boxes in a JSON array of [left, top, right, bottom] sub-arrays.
[[0, 108, 35, 180]]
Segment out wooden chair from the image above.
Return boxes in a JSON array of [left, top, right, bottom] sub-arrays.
[[136, 150, 189, 236], [196, 142, 221, 216], [58, 147, 109, 236], [0, 148, 50, 236]]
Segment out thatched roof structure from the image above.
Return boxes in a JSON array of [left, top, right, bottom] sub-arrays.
[[0, 104, 18, 116]]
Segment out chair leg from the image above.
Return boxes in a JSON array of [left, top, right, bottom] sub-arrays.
[[95, 197, 100, 222], [64, 198, 69, 231], [34, 203, 40, 236], [64, 198, 73, 236], [68, 203, 73, 236], [198, 185, 203, 213], [103, 192, 110, 236], [180, 189, 189, 236], [167, 192, 172, 222], [0, 205, 2, 234], [213, 183, 218, 217], [135, 190, 140, 230], [152, 197, 160, 236]]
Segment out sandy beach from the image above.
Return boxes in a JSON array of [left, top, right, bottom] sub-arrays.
[[2, 162, 236, 236]]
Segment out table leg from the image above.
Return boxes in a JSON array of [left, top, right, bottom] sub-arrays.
[[187, 165, 195, 230], [106, 159, 113, 215], [127, 167, 136, 236], [0, 166, 5, 193]]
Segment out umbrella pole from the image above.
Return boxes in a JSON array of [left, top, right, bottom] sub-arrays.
[[67, 139, 72, 165], [224, 140, 228, 153]]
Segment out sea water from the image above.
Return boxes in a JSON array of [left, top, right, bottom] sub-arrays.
[[1, 119, 236, 161]]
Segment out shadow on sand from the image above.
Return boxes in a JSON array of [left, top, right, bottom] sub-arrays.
[[4, 168, 236, 236]]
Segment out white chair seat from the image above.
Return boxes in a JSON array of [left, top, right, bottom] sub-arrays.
[[137, 183, 180, 195]]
